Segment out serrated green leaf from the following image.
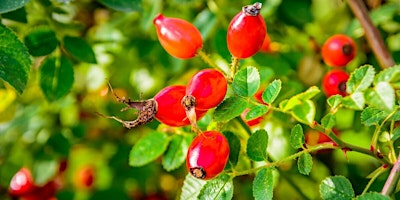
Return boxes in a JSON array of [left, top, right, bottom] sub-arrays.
[[223, 131, 240, 166], [98, 0, 142, 12], [298, 153, 313, 175], [33, 159, 58, 185], [327, 95, 342, 110], [246, 105, 268, 120], [39, 56, 74, 101], [347, 65, 375, 94], [253, 167, 273, 200], [262, 79, 282, 104], [247, 130, 268, 161], [290, 124, 304, 149], [198, 174, 233, 200], [374, 65, 400, 84], [63, 36, 97, 63], [391, 127, 400, 141], [342, 92, 365, 110], [281, 86, 320, 111], [213, 96, 248, 122], [24, 28, 58, 57], [365, 82, 395, 112], [0, 0, 29, 13], [354, 192, 391, 200], [0, 24, 31, 94], [129, 132, 170, 167], [162, 134, 192, 172], [321, 113, 336, 129], [360, 107, 390, 126], [320, 176, 355, 200], [180, 173, 207, 200], [291, 100, 316, 125], [232, 66, 260, 97]]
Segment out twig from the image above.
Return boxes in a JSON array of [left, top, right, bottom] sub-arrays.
[[381, 153, 400, 196], [346, 0, 395, 69]]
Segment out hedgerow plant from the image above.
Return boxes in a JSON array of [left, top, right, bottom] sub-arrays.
[[0, 0, 400, 200]]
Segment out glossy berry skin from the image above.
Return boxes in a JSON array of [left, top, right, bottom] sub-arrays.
[[185, 69, 227, 110], [186, 131, 230, 180], [155, 85, 206, 126], [321, 34, 357, 67], [322, 70, 350, 97], [22, 181, 57, 200], [153, 14, 203, 59], [227, 2, 266, 58], [9, 168, 37, 197]]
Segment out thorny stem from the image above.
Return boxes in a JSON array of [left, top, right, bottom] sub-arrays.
[[382, 153, 400, 196], [346, 0, 395, 69], [370, 109, 397, 163], [197, 50, 220, 70], [230, 57, 240, 80], [362, 165, 389, 195]]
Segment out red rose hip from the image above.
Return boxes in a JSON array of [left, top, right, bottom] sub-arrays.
[[9, 167, 37, 197], [153, 14, 203, 59], [186, 131, 230, 179], [322, 70, 350, 97], [321, 34, 357, 67], [227, 2, 266, 58]]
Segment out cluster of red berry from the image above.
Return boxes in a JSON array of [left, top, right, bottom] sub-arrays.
[[321, 34, 357, 97]]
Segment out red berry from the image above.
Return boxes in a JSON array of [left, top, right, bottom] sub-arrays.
[[9, 168, 37, 197], [155, 85, 206, 127], [321, 34, 357, 67], [259, 33, 272, 53], [305, 129, 339, 153], [185, 69, 227, 110], [22, 181, 57, 200], [74, 165, 95, 189], [322, 70, 350, 97], [186, 131, 230, 180], [153, 14, 203, 59], [227, 2, 266, 58]]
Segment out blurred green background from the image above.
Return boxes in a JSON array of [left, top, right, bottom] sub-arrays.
[[1, 0, 400, 199]]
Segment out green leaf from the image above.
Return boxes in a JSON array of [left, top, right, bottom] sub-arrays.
[[365, 82, 395, 112], [281, 86, 320, 111], [374, 65, 400, 84], [97, 0, 142, 12], [298, 153, 313, 175], [0, 24, 31, 94], [262, 79, 282, 104], [253, 168, 274, 200], [291, 100, 316, 125], [246, 105, 268, 120], [33, 159, 58, 185], [342, 92, 365, 110], [391, 126, 400, 141], [39, 56, 74, 101], [24, 28, 58, 57], [290, 124, 304, 149], [129, 132, 170, 167], [180, 173, 207, 200], [360, 107, 390, 126], [354, 192, 391, 200], [63, 36, 97, 63], [198, 174, 233, 200], [232, 66, 260, 97], [347, 65, 375, 94], [162, 134, 192, 172], [247, 130, 268, 161], [321, 113, 336, 129], [223, 131, 240, 166], [0, 0, 29, 13], [327, 95, 342, 110], [213, 96, 247, 122], [320, 176, 355, 200]]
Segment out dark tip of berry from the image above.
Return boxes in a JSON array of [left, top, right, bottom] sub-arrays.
[[182, 95, 196, 111], [338, 81, 347, 94], [190, 167, 206, 179], [243, 2, 262, 16], [342, 44, 353, 55]]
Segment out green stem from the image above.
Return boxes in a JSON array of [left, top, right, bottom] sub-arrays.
[[197, 50, 220, 70], [230, 57, 240, 80], [382, 153, 400, 196], [362, 165, 389, 194]]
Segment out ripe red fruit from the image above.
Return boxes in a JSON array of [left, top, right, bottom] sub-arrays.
[[9, 167, 37, 197], [227, 2, 266, 58], [75, 166, 95, 189], [186, 131, 230, 180], [259, 33, 272, 53], [322, 70, 350, 97], [22, 181, 57, 200], [321, 34, 357, 67], [155, 85, 206, 127], [185, 69, 227, 110], [153, 14, 203, 59]]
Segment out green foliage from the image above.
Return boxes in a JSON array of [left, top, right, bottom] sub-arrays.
[[320, 176, 355, 200], [246, 130, 268, 162], [232, 66, 260, 97], [0, 0, 29, 13], [213, 96, 247, 122], [253, 167, 274, 200], [297, 153, 313, 175], [290, 124, 304, 149], [198, 174, 233, 200], [162, 134, 192, 172], [262, 79, 281, 104]]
